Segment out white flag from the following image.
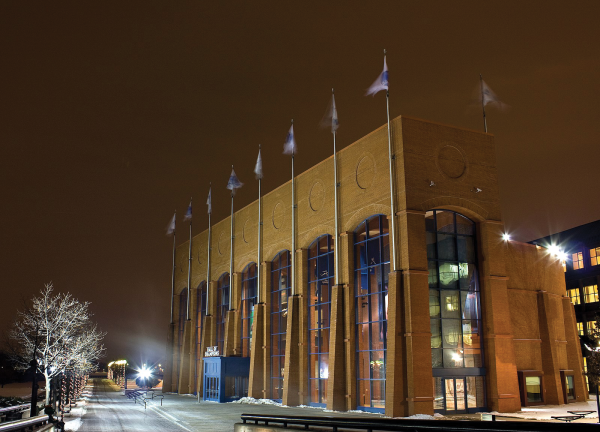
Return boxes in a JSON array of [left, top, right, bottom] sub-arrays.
[[166, 213, 176, 235], [206, 187, 212, 214], [183, 200, 192, 221], [320, 92, 339, 133], [366, 55, 389, 96], [283, 124, 296, 155], [254, 149, 263, 180], [226, 167, 244, 195], [480, 79, 507, 109]]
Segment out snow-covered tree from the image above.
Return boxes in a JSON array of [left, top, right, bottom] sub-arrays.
[[8, 284, 105, 403]]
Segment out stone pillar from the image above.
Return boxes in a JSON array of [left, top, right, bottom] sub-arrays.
[[327, 283, 346, 411], [282, 294, 301, 406], [261, 262, 272, 399], [538, 291, 566, 405], [187, 287, 200, 394], [178, 319, 193, 394], [248, 302, 266, 398], [296, 249, 308, 406], [385, 271, 405, 417], [397, 209, 434, 416], [341, 232, 357, 410], [225, 273, 242, 357], [478, 220, 520, 412], [162, 322, 175, 394], [562, 297, 588, 402]]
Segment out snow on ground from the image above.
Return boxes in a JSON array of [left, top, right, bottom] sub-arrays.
[[0, 382, 46, 399], [230, 397, 283, 406], [484, 398, 598, 421]]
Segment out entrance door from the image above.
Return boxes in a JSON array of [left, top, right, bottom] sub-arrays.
[[444, 378, 466, 413]]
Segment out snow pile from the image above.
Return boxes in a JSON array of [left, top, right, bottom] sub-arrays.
[[398, 414, 439, 420], [230, 397, 283, 406], [64, 399, 87, 432]]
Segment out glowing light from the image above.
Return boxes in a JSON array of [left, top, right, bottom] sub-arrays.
[[138, 366, 152, 380], [452, 352, 463, 362], [502, 233, 511, 242]]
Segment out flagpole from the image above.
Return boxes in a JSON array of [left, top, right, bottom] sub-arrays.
[[332, 90, 340, 286], [206, 185, 212, 316], [170, 210, 176, 324], [187, 198, 193, 321], [291, 120, 296, 296], [229, 167, 235, 310], [480, 74, 487, 133], [257, 145, 262, 303], [385, 50, 398, 272]]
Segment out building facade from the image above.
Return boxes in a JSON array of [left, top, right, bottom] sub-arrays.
[[532, 220, 600, 391], [163, 116, 587, 416]]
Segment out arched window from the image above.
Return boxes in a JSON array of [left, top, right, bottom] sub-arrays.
[[195, 281, 207, 394], [216, 273, 230, 356], [270, 251, 291, 401], [241, 263, 258, 358], [307, 235, 334, 406], [177, 287, 188, 388], [426, 210, 486, 413], [354, 215, 389, 412]]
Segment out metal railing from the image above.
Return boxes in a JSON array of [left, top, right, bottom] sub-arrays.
[[239, 413, 598, 432], [0, 415, 50, 432]]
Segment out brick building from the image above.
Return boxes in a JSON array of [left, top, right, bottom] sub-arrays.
[[532, 219, 600, 391], [162, 116, 587, 416]]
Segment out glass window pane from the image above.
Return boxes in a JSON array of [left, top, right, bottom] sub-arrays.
[[433, 377, 444, 409], [441, 291, 460, 319], [436, 211, 455, 233], [437, 234, 457, 261], [456, 214, 474, 236], [525, 376, 542, 403], [457, 236, 475, 263]]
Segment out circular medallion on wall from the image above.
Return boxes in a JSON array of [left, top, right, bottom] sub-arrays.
[[243, 218, 255, 243], [356, 154, 375, 189], [436, 145, 467, 180], [218, 231, 228, 255], [272, 202, 285, 229], [309, 181, 325, 212]]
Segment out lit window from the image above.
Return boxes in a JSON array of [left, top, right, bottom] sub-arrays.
[[591, 247, 600, 266], [586, 320, 597, 336], [572, 252, 584, 270], [583, 357, 588, 373], [567, 288, 581, 305], [577, 322, 584, 336], [584, 285, 599, 303]]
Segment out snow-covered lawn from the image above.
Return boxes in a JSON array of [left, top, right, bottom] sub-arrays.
[[486, 398, 598, 422], [61, 385, 93, 432], [0, 382, 45, 399]]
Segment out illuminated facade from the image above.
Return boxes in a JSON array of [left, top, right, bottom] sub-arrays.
[[532, 219, 600, 391], [164, 116, 587, 416]]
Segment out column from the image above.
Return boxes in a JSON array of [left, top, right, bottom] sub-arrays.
[[478, 220, 521, 412]]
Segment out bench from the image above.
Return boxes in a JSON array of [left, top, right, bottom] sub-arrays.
[[551, 415, 584, 422], [125, 390, 144, 403], [568, 410, 595, 417]]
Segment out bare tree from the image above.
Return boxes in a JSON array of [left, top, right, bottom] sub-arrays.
[[9, 284, 105, 404]]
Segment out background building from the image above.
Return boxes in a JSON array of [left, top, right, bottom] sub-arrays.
[[532, 219, 600, 391], [163, 116, 587, 416]]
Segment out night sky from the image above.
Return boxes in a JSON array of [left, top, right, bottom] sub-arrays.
[[1, 1, 599, 364]]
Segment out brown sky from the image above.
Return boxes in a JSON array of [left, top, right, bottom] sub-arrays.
[[1, 1, 599, 363]]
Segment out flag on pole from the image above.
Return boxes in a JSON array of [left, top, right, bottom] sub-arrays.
[[226, 167, 244, 195], [366, 55, 389, 96], [254, 148, 263, 179], [320, 91, 339, 133], [283, 123, 296, 155], [480, 79, 507, 110], [166, 213, 176, 235], [184, 200, 192, 221], [207, 187, 212, 214]]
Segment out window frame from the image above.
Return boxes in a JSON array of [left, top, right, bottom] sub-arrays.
[[517, 370, 545, 407]]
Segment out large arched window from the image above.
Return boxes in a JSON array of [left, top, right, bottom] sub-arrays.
[[307, 235, 334, 406], [354, 215, 389, 412], [270, 251, 291, 401], [177, 287, 188, 388], [216, 273, 230, 356], [241, 263, 258, 358], [195, 281, 207, 395], [426, 210, 485, 413]]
